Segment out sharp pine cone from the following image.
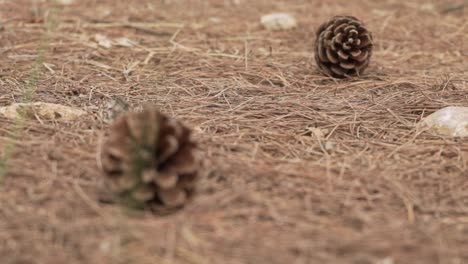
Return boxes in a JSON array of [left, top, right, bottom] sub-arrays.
[[100, 107, 202, 212], [314, 16, 373, 78]]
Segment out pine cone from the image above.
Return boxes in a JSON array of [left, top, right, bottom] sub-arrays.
[[100, 107, 202, 213], [314, 16, 373, 78]]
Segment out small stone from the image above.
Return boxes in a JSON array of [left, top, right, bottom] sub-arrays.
[[307, 127, 325, 139], [103, 96, 129, 123], [261, 13, 297, 30], [324, 141, 335, 151], [56, 0, 74, 5], [0, 102, 86, 121], [306, 127, 329, 139], [114, 37, 136, 47], [100, 240, 111, 253], [94, 34, 113, 48], [99, 237, 120, 255], [421, 106, 468, 137], [376, 257, 394, 264], [208, 17, 222, 23], [420, 3, 435, 12]]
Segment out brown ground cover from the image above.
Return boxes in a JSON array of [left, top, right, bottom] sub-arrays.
[[0, 0, 467, 263]]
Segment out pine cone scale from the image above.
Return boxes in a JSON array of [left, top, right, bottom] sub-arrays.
[[337, 50, 349, 60], [158, 135, 179, 163], [326, 48, 339, 64], [331, 66, 346, 76], [157, 187, 187, 208], [154, 171, 178, 189], [132, 186, 155, 202], [340, 61, 355, 70], [354, 50, 369, 62]]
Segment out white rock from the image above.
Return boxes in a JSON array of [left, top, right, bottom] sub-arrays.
[[56, 0, 74, 5], [421, 106, 468, 137], [208, 17, 222, 23], [261, 13, 297, 30], [306, 127, 326, 139], [114, 37, 136, 47], [376, 257, 394, 264], [0, 102, 86, 121], [94, 34, 113, 49], [420, 3, 436, 12]]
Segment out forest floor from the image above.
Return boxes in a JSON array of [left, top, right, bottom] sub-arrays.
[[0, 0, 467, 263]]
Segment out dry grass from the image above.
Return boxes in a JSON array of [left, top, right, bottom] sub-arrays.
[[0, 0, 467, 263]]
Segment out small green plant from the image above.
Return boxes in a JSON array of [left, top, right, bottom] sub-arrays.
[[0, 5, 60, 185]]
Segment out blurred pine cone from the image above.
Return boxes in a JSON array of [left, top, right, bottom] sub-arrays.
[[314, 16, 373, 78], [100, 107, 202, 213]]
